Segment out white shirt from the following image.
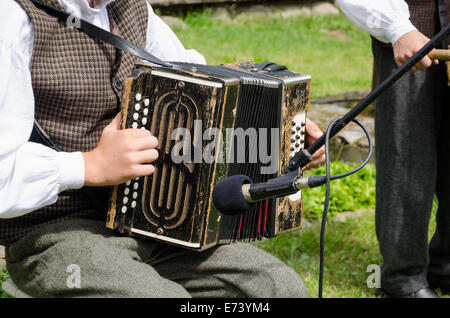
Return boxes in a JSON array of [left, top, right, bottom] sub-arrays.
[[337, 0, 417, 44], [0, 0, 206, 218]]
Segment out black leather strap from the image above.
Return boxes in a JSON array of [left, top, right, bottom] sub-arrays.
[[29, 120, 60, 151], [30, 0, 173, 68], [251, 61, 288, 73]]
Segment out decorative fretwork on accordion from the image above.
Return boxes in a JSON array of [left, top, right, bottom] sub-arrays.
[[106, 61, 311, 250]]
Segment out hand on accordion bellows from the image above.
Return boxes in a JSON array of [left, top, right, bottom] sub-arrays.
[[82, 112, 159, 186], [302, 118, 326, 171]]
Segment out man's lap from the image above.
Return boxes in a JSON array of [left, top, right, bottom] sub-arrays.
[[5, 218, 308, 298]]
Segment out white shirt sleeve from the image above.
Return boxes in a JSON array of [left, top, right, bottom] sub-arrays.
[[337, 0, 417, 44], [144, 2, 206, 64], [0, 0, 84, 219]]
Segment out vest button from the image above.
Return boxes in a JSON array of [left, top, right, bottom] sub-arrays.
[[113, 80, 123, 91]]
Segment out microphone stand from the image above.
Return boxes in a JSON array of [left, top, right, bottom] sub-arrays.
[[286, 24, 450, 173]]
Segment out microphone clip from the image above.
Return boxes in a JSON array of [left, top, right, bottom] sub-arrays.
[[245, 168, 302, 202]]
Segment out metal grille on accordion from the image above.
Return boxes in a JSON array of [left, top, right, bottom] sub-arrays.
[[106, 61, 311, 251]]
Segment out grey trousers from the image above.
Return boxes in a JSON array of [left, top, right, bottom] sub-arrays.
[[5, 219, 308, 298], [372, 38, 450, 295]]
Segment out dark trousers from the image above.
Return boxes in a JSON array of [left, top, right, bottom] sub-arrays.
[[372, 38, 450, 295]]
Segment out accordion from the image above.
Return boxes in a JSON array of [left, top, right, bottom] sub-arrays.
[[106, 61, 311, 250]]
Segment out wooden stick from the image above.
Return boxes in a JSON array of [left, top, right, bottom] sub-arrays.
[[447, 46, 450, 86], [428, 49, 450, 61], [447, 62, 450, 86]]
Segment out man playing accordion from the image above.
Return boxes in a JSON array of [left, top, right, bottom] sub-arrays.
[[0, 0, 324, 297]]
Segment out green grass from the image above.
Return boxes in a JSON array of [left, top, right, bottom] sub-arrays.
[[259, 161, 378, 298], [303, 162, 376, 219], [172, 9, 373, 98], [0, 267, 10, 298], [257, 199, 440, 298], [258, 210, 380, 298]]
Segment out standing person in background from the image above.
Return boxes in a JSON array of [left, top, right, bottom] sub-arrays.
[[337, 0, 449, 298]]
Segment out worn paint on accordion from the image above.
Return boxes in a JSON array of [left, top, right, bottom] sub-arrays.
[[106, 61, 311, 250]]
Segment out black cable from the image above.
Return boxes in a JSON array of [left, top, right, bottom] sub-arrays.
[[318, 116, 373, 298]]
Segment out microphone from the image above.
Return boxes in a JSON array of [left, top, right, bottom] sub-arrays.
[[212, 175, 253, 216], [212, 174, 327, 215]]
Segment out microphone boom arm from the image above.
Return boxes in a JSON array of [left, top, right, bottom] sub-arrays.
[[243, 169, 301, 202]]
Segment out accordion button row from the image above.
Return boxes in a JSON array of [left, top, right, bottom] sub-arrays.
[[135, 92, 150, 106], [121, 178, 140, 213], [131, 94, 150, 131], [290, 112, 307, 159]]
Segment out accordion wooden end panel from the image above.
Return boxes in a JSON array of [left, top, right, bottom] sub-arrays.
[[107, 61, 311, 250]]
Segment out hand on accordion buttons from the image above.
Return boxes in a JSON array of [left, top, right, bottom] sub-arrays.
[[302, 117, 325, 171], [82, 112, 159, 186]]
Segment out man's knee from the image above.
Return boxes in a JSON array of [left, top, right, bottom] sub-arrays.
[[211, 243, 309, 298], [247, 257, 309, 298]]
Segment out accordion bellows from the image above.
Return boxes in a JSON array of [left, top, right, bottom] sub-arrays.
[[107, 61, 311, 250]]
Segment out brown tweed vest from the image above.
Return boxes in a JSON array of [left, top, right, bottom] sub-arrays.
[[0, 0, 148, 246], [406, 0, 449, 38]]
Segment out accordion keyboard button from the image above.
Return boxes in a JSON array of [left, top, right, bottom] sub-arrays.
[[133, 113, 139, 120], [124, 187, 130, 195], [142, 117, 147, 125], [132, 122, 138, 129], [135, 103, 141, 111], [121, 206, 127, 213], [144, 99, 150, 106], [143, 108, 149, 116], [135, 93, 142, 101], [123, 197, 129, 204], [290, 112, 307, 158], [131, 201, 137, 208]]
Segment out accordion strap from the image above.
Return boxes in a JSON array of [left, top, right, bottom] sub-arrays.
[[30, 0, 173, 68]]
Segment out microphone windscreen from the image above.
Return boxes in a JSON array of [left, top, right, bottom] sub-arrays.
[[212, 175, 253, 215]]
